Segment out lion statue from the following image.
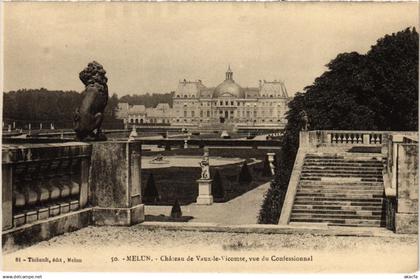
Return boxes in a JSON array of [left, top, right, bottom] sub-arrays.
[[73, 61, 108, 141]]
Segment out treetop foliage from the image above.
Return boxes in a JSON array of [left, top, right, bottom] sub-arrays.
[[259, 27, 418, 224]]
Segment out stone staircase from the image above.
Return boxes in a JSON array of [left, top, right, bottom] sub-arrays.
[[290, 153, 386, 227]]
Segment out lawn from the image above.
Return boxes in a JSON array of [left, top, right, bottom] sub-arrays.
[[141, 148, 278, 205]]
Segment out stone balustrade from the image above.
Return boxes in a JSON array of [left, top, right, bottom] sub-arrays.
[[2, 140, 145, 250], [2, 142, 92, 230], [300, 130, 419, 150]]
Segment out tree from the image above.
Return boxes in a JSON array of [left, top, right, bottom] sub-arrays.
[[258, 27, 419, 224], [170, 199, 182, 218], [119, 92, 174, 108], [238, 161, 252, 184], [2, 88, 122, 129], [262, 155, 273, 177], [143, 173, 159, 203], [211, 169, 225, 200]]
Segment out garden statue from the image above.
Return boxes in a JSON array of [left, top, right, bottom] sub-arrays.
[[73, 61, 108, 141], [199, 148, 210, 179], [151, 154, 164, 162], [129, 125, 138, 140], [300, 110, 309, 131]]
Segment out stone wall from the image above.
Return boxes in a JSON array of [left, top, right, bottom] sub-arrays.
[[395, 143, 418, 233]]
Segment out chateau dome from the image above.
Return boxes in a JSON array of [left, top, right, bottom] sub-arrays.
[[213, 66, 245, 98], [213, 79, 245, 98]]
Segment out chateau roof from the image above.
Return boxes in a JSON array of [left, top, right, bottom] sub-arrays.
[[129, 105, 146, 114]]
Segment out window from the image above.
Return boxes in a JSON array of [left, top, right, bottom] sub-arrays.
[[200, 110, 203, 117], [184, 111, 187, 117], [220, 101, 223, 106], [191, 111, 195, 117], [184, 95, 187, 98], [231, 101, 234, 106], [207, 111, 210, 117], [225, 101, 228, 106]]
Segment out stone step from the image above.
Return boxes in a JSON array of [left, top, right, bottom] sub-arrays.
[[298, 180, 383, 186], [301, 171, 382, 176], [301, 172, 382, 178], [297, 188, 384, 195], [290, 213, 383, 220], [303, 161, 384, 168], [294, 196, 383, 203], [300, 178, 383, 183], [303, 165, 383, 171], [292, 209, 384, 216], [304, 158, 383, 164], [293, 204, 384, 211], [298, 184, 384, 190], [293, 199, 383, 207], [303, 164, 384, 169], [306, 153, 384, 159], [304, 158, 384, 163], [302, 166, 382, 172], [289, 217, 385, 227], [295, 193, 383, 199]]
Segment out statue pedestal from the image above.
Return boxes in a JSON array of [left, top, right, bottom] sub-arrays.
[[196, 178, 213, 205], [89, 141, 144, 226]]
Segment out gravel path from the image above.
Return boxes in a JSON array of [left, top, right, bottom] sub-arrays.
[[145, 182, 270, 224], [3, 225, 417, 273]]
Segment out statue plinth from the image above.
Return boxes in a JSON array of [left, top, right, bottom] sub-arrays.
[[89, 140, 144, 225], [196, 178, 213, 205]]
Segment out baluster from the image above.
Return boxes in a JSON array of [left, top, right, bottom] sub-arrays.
[[373, 134, 377, 144]]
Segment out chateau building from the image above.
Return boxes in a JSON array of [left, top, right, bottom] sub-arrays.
[[171, 66, 290, 128], [117, 66, 290, 128], [117, 103, 171, 125]]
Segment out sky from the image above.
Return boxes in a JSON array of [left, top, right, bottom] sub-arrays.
[[3, 2, 419, 97]]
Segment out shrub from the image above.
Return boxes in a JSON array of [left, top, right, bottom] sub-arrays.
[[143, 173, 159, 203], [238, 161, 252, 184], [212, 169, 225, 200], [170, 199, 182, 218], [262, 155, 273, 177], [258, 152, 292, 224]]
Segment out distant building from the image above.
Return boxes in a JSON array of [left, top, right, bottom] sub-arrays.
[[172, 66, 290, 128], [116, 103, 171, 125], [116, 66, 290, 129]]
